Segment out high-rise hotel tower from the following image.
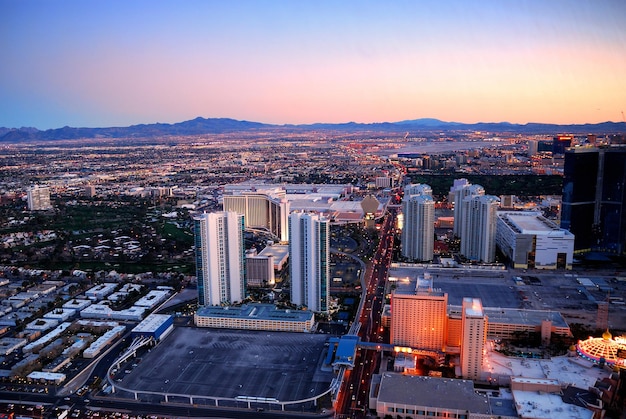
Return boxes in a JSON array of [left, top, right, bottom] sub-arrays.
[[453, 183, 484, 238], [194, 211, 245, 306], [223, 191, 290, 243], [289, 211, 330, 313], [460, 195, 500, 263], [401, 184, 435, 262]]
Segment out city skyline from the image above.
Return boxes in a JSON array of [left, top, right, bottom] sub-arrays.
[[2, 1, 626, 130]]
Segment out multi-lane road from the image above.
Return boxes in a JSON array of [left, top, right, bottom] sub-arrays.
[[336, 205, 398, 418]]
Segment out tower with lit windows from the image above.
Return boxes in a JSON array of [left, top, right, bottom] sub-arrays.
[[401, 184, 435, 262], [194, 211, 245, 306], [289, 211, 330, 313]]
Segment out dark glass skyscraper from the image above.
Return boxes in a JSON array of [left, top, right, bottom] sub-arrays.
[[561, 146, 626, 255]]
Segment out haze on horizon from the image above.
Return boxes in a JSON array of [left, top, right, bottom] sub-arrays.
[[2, 0, 625, 130]]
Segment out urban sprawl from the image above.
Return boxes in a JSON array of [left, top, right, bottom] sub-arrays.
[[0, 130, 625, 419]]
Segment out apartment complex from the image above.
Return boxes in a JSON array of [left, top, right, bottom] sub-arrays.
[[460, 298, 487, 381], [194, 303, 315, 333]]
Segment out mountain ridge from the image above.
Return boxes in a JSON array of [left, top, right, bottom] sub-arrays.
[[1, 117, 625, 142]]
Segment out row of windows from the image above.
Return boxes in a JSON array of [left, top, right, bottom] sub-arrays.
[[385, 406, 467, 419], [195, 318, 312, 332]]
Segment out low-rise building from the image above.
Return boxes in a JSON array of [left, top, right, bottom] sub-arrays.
[[194, 303, 315, 333]]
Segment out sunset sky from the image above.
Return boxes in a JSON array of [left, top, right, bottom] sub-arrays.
[[2, 0, 625, 129]]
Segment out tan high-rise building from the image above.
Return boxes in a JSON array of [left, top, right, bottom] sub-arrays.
[[461, 298, 487, 381], [27, 185, 52, 211], [390, 278, 447, 352], [223, 192, 290, 243], [401, 184, 434, 262]]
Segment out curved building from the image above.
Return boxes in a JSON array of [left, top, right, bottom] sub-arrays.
[[576, 330, 626, 368], [223, 192, 290, 242]]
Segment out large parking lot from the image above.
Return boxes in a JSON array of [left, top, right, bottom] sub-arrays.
[[116, 327, 333, 405]]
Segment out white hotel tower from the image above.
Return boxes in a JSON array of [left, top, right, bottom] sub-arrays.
[[289, 211, 330, 313], [401, 184, 435, 262], [194, 211, 245, 306], [460, 195, 500, 263], [453, 183, 485, 238]]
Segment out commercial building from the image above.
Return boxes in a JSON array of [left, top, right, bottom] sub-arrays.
[[83, 325, 126, 358], [447, 306, 571, 342], [371, 374, 494, 419], [222, 191, 290, 242], [289, 211, 330, 313], [561, 146, 626, 255], [194, 211, 245, 306], [245, 249, 275, 287], [131, 314, 174, 341], [401, 184, 435, 262], [460, 298, 486, 381], [460, 195, 499, 263], [194, 303, 315, 332], [390, 276, 447, 352], [497, 211, 574, 269], [26, 185, 52, 211]]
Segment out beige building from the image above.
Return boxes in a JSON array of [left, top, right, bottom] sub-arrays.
[[390, 278, 447, 352], [460, 298, 487, 380]]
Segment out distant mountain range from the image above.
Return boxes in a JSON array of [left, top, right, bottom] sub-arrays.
[[1, 117, 625, 142]]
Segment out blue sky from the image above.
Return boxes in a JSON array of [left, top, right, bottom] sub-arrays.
[[1, 0, 625, 129]]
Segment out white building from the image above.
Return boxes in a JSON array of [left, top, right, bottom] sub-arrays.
[[26, 185, 52, 211], [222, 191, 290, 243], [496, 211, 575, 269], [401, 184, 434, 262], [289, 211, 330, 313], [194, 211, 245, 306], [460, 298, 487, 381], [84, 283, 118, 300], [453, 182, 484, 238], [460, 195, 499, 263]]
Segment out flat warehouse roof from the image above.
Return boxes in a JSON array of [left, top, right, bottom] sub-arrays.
[[377, 373, 490, 414]]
